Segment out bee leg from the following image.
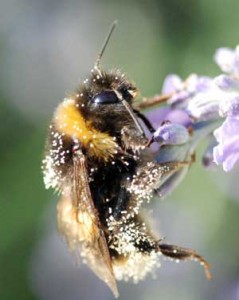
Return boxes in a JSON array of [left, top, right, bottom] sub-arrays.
[[121, 126, 148, 151], [158, 243, 212, 280], [130, 160, 192, 198], [132, 229, 212, 281]]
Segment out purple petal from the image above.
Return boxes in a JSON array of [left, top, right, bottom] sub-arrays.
[[161, 74, 182, 94], [185, 74, 198, 92], [195, 76, 213, 92], [146, 107, 172, 127], [165, 109, 192, 127], [214, 116, 239, 142], [146, 108, 192, 128], [187, 89, 221, 120], [213, 117, 239, 171], [213, 141, 239, 172], [214, 75, 235, 90], [219, 94, 239, 117], [168, 90, 190, 106], [214, 47, 236, 73]]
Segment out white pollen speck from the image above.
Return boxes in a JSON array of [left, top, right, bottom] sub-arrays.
[[80, 93, 83, 97], [81, 104, 85, 107]]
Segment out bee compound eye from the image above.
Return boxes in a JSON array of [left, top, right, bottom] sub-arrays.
[[92, 91, 119, 104]]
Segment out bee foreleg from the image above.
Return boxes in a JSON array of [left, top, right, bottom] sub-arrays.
[[121, 126, 148, 151]]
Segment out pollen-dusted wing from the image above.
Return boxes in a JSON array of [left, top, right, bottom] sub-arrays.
[[57, 148, 118, 297]]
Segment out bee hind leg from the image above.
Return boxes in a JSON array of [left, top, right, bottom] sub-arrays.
[[133, 235, 212, 280], [158, 242, 212, 280]]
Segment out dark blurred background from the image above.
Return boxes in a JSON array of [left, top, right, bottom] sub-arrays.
[[1, 0, 239, 299]]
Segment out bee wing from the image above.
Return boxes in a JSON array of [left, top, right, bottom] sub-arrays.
[[57, 149, 118, 297]]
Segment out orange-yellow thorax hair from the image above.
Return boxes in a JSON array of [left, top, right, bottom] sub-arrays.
[[54, 98, 118, 161]]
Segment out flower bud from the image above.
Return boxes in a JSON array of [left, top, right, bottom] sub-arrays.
[[153, 122, 189, 146]]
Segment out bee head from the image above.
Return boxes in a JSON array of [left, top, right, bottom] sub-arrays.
[[74, 70, 142, 137], [88, 70, 137, 105]]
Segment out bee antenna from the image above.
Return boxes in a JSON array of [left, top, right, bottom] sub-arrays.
[[94, 20, 118, 75]]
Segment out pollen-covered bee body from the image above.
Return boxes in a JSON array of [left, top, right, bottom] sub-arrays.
[[43, 70, 157, 295], [43, 68, 211, 297]]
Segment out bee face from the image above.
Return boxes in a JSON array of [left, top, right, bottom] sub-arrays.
[[76, 70, 138, 134]]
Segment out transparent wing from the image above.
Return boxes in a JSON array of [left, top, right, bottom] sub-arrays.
[[57, 149, 118, 297]]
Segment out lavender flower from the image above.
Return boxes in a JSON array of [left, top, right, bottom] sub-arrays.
[[149, 45, 239, 174], [213, 117, 239, 172], [162, 74, 212, 107], [181, 45, 239, 171], [211, 46, 239, 170]]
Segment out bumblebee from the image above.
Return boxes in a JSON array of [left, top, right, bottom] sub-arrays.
[[42, 22, 211, 297]]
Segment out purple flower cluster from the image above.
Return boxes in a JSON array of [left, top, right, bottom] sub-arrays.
[[153, 45, 239, 172], [211, 47, 239, 171]]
